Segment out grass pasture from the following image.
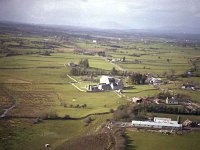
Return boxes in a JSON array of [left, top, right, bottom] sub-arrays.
[[126, 130, 200, 150], [0, 114, 112, 150], [123, 85, 160, 98], [107, 43, 199, 75]]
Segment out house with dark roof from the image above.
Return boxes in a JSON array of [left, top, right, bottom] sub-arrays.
[[166, 97, 179, 105]]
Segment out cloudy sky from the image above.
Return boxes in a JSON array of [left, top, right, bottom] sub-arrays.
[[0, 0, 200, 33]]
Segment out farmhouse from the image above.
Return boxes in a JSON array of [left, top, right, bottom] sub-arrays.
[[154, 98, 161, 104], [131, 97, 143, 103], [100, 76, 123, 90], [146, 77, 162, 85], [86, 76, 123, 92], [181, 84, 195, 91], [68, 62, 78, 67], [166, 97, 179, 105], [182, 119, 192, 127], [132, 117, 182, 130], [186, 71, 193, 76]]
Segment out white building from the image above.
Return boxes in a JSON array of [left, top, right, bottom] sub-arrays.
[[132, 117, 182, 130], [154, 117, 172, 123], [100, 76, 123, 90], [181, 85, 195, 91], [86, 76, 123, 92], [147, 77, 162, 85], [131, 97, 143, 103], [68, 62, 78, 67]]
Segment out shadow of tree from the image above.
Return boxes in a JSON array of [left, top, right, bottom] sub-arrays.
[[125, 134, 137, 150], [123, 86, 135, 90]]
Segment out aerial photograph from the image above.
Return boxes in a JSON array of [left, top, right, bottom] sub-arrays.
[[0, 0, 200, 150]]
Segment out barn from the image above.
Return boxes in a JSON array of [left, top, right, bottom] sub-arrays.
[[99, 76, 123, 90], [132, 117, 182, 130]]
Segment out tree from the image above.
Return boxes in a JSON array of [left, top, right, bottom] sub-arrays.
[[110, 109, 114, 113], [141, 74, 147, 84], [97, 51, 105, 57], [111, 67, 118, 76], [128, 73, 145, 85], [84, 117, 92, 124], [90, 73, 94, 82], [79, 59, 89, 68], [82, 104, 87, 108], [64, 114, 70, 119], [19, 40, 24, 46], [157, 91, 172, 99], [70, 67, 79, 76], [170, 69, 176, 76], [122, 57, 126, 62], [43, 51, 51, 56]]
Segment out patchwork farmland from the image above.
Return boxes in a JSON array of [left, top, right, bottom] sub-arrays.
[[0, 22, 200, 150]]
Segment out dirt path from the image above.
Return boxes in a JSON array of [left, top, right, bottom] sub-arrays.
[[70, 82, 86, 92], [67, 74, 79, 83], [66, 74, 86, 92], [64, 64, 86, 92], [0, 88, 16, 118], [100, 56, 125, 71]]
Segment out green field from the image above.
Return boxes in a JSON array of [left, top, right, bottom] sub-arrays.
[[0, 114, 112, 150], [126, 130, 200, 150], [0, 25, 200, 150]]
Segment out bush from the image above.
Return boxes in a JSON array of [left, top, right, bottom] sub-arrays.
[[41, 112, 59, 119], [33, 117, 43, 124], [110, 109, 114, 113], [157, 92, 172, 99], [64, 114, 70, 119], [84, 117, 92, 124]]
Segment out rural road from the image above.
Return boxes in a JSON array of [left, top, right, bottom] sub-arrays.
[[0, 103, 16, 118]]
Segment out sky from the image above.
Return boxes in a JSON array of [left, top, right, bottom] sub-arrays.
[[0, 0, 200, 33]]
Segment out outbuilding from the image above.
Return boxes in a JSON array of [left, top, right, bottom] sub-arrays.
[[132, 117, 182, 130]]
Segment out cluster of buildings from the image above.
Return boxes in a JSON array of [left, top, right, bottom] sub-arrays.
[[181, 84, 196, 91], [86, 76, 123, 92], [73, 49, 95, 56], [132, 117, 182, 130], [130, 96, 179, 105], [166, 97, 179, 105], [146, 77, 162, 85], [106, 57, 125, 63], [68, 62, 79, 68]]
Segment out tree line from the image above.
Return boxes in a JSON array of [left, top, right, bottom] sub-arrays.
[[113, 103, 200, 122], [128, 73, 147, 85]]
